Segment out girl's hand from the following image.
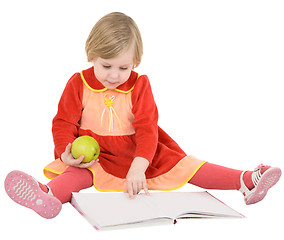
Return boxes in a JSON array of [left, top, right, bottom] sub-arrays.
[[61, 143, 98, 168], [125, 157, 150, 199]]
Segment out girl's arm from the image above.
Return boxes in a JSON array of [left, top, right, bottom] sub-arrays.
[[131, 75, 159, 164], [52, 73, 83, 159], [126, 75, 159, 197]]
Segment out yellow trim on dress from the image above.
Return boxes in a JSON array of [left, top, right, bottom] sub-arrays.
[[80, 71, 138, 94], [80, 71, 107, 92], [114, 85, 135, 94], [43, 167, 63, 180]]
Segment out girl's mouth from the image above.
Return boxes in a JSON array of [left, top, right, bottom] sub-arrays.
[[105, 80, 119, 86]]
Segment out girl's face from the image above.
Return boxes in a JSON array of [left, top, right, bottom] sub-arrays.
[[92, 46, 135, 90]]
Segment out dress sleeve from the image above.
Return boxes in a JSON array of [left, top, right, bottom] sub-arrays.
[[131, 75, 159, 164], [52, 73, 83, 159]]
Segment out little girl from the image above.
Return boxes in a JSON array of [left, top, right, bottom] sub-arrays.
[[5, 12, 281, 219]]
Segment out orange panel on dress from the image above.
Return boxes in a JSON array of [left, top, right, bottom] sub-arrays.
[[80, 83, 136, 136]]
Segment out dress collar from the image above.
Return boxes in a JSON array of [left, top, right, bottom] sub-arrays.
[[80, 66, 138, 93]]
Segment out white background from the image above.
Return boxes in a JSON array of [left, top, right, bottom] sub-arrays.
[[1, 0, 283, 239]]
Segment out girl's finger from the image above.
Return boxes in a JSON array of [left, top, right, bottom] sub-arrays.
[[78, 159, 97, 168], [137, 181, 143, 194], [127, 183, 134, 199], [65, 143, 72, 152], [132, 182, 138, 195], [72, 155, 85, 166], [143, 181, 149, 195]]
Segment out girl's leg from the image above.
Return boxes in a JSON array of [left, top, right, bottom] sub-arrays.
[[47, 166, 93, 204], [189, 162, 271, 190], [189, 162, 248, 190], [189, 162, 281, 204]]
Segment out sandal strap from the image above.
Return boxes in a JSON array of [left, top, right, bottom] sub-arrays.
[[252, 168, 263, 186], [239, 171, 251, 197], [46, 185, 54, 196], [31, 176, 53, 196]]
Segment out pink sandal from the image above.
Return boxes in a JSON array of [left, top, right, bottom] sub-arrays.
[[239, 164, 281, 205], [5, 170, 62, 219]]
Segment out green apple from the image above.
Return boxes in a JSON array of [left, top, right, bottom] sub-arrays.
[[71, 136, 100, 163]]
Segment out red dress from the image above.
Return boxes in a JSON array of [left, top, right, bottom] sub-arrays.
[[44, 67, 206, 191]]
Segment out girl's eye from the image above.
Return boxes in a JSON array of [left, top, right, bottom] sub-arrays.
[[103, 65, 111, 69], [120, 67, 128, 70]]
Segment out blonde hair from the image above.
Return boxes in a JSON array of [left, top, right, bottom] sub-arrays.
[[85, 12, 143, 67]]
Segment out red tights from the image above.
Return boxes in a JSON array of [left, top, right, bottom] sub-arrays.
[[189, 162, 244, 190], [47, 167, 93, 204], [44, 163, 254, 204]]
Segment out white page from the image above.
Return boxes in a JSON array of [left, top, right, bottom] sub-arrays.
[[72, 192, 170, 228], [71, 191, 243, 229], [147, 192, 243, 219]]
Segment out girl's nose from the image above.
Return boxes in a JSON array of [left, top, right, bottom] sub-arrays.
[[110, 70, 119, 79]]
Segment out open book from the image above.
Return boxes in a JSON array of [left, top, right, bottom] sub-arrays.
[[71, 191, 244, 230]]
